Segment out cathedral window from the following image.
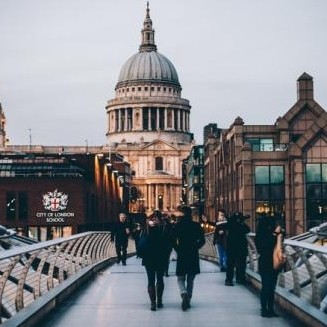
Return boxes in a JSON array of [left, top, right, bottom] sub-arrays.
[[158, 87, 161, 91], [167, 110, 172, 128], [143, 108, 149, 130], [155, 157, 163, 171], [138, 87, 142, 91], [145, 87, 148, 91]]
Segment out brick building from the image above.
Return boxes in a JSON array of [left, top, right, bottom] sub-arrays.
[[204, 73, 327, 236]]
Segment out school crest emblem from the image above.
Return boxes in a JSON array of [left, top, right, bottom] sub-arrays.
[[42, 189, 68, 212]]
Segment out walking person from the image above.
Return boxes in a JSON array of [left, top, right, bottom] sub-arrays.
[[111, 212, 130, 265], [138, 210, 170, 311], [174, 206, 205, 311], [213, 209, 228, 272], [255, 214, 283, 317]]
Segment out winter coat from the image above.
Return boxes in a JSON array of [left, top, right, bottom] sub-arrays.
[[255, 217, 278, 273], [174, 218, 205, 276], [226, 219, 250, 256], [140, 224, 170, 270], [111, 221, 130, 246], [213, 220, 227, 248]]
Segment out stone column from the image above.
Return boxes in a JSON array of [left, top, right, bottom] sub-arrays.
[[118, 109, 122, 132], [157, 108, 160, 130], [177, 110, 181, 131]]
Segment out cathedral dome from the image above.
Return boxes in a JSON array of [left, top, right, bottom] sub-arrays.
[[117, 51, 180, 87], [115, 3, 181, 90]]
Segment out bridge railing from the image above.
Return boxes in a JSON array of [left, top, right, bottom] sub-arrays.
[[0, 231, 135, 325], [199, 232, 327, 326]]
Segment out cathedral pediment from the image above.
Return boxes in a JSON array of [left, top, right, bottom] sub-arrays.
[[140, 139, 179, 151]]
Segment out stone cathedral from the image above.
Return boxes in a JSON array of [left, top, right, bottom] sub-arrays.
[[106, 4, 194, 215]]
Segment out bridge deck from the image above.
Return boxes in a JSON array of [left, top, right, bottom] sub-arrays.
[[39, 257, 304, 327]]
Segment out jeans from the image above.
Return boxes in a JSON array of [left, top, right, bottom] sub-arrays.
[[216, 244, 227, 269], [177, 274, 196, 298]]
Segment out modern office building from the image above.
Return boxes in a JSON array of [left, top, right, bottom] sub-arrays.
[[204, 73, 327, 236]]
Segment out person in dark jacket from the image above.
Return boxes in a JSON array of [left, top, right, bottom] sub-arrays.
[[213, 209, 228, 272], [111, 212, 130, 265], [255, 214, 283, 317], [174, 206, 205, 311], [139, 210, 170, 311], [225, 212, 250, 286]]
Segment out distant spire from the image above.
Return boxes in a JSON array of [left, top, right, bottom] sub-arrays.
[[139, 2, 157, 52]]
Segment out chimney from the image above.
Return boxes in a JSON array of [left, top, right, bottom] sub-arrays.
[[297, 72, 313, 100]]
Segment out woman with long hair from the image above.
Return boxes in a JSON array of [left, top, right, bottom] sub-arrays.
[[255, 214, 283, 317], [138, 210, 170, 311]]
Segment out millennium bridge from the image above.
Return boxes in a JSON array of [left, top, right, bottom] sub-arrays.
[[0, 225, 326, 327]]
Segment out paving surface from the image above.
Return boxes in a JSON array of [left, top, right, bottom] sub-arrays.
[[39, 256, 305, 327]]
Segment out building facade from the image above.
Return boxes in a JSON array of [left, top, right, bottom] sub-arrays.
[[204, 73, 327, 236], [0, 147, 129, 241], [182, 145, 205, 221], [105, 4, 193, 216]]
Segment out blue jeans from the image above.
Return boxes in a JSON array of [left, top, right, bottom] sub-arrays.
[[216, 244, 227, 269], [177, 274, 196, 298]]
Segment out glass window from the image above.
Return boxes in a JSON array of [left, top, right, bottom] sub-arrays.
[[306, 184, 321, 199], [255, 166, 269, 184], [306, 164, 321, 182], [270, 166, 284, 184], [270, 185, 285, 200], [18, 192, 28, 220], [255, 185, 270, 200], [322, 164, 327, 183], [155, 157, 163, 171], [260, 139, 274, 151], [6, 192, 16, 220]]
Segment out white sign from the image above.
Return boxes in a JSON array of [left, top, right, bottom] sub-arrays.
[[36, 189, 75, 223]]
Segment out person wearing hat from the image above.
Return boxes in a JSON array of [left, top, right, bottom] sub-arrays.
[[173, 206, 205, 311], [138, 210, 170, 311], [224, 212, 250, 286]]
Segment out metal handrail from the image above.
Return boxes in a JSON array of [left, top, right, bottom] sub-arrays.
[[0, 232, 135, 324], [199, 232, 327, 318]]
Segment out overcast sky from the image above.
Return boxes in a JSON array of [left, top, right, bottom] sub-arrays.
[[0, 0, 326, 146]]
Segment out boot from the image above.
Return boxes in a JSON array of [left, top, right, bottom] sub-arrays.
[[181, 292, 189, 311], [267, 298, 279, 317], [156, 284, 164, 308], [148, 286, 156, 311]]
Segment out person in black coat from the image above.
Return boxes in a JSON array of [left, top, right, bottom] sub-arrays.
[[111, 212, 130, 265], [255, 214, 283, 317], [225, 212, 250, 286], [138, 210, 170, 311], [174, 206, 205, 311]]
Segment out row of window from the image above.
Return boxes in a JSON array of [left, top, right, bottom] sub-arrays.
[[118, 86, 178, 95], [254, 164, 327, 228]]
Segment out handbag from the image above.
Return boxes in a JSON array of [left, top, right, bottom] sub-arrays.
[[273, 233, 286, 270]]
